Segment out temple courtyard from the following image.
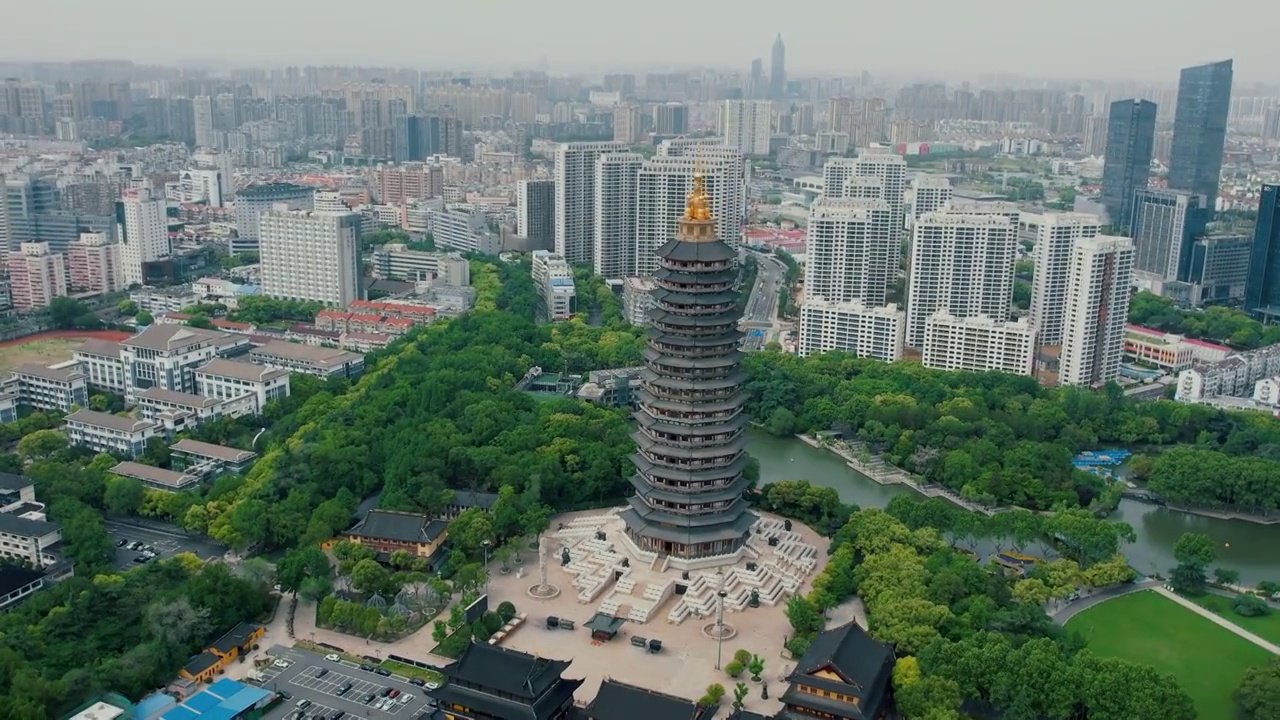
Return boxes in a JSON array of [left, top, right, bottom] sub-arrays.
[[482, 508, 830, 714]]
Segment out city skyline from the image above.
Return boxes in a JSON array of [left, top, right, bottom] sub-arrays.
[[3, 0, 1277, 82]]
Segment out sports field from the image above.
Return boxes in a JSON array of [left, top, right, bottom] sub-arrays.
[[0, 330, 130, 372], [1066, 590, 1274, 720]]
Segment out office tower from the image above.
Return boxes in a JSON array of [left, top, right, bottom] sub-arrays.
[[750, 58, 765, 98], [554, 141, 628, 266], [178, 168, 224, 208], [613, 105, 641, 144], [1245, 184, 1280, 317], [394, 114, 433, 162], [1169, 60, 1233, 214], [721, 100, 772, 156], [1083, 115, 1109, 156], [797, 300, 905, 361], [232, 183, 314, 254], [1264, 107, 1280, 141], [1129, 188, 1209, 281], [1186, 233, 1251, 306], [7, 243, 67, 310], [1100, 99, 1157, 230], [770, 34, 787, 100], [620, 172, 755, 561], [804, 198, 896, 306], [1028, 213, 1102, 346], [594, 153, 644, 279], [906, 213, 1016, 348], [923, 314, 1035, 375], [517, 179, 555, 247], [653, 103, 688, 136], [259, 207, 361, 307], [193, 95, 214, 148], [67, 232, 122, 293], [116, 187, 169, 287], [635, 154, 743, 278], [1058, 236, 1135, 387], [377, 163, 444, 205], [911, 176, 952, 219]]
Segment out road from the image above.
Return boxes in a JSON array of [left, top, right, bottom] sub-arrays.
[[1051, 579, 1159, 625], [741, 250, 788, 351]]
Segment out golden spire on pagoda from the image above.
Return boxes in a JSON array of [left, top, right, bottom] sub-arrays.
[[684, 170, 712, 222], [677, 154, 717, 241]]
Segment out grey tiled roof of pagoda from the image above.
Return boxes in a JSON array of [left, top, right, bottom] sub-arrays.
[[646, 328, 746, 348], [634, 412, 750, 437], [649, 308, 741, 328], [634, 391, 748, 415], [654, 266, 738, 284], [649, 287, 739, 306], [655, 239, 737, 263], [634, 431, 747, 459], [630, 452, 752, 483], [627, 474, 751, 505], [640, 369, 750, 392], [620, 504, 757, 543]]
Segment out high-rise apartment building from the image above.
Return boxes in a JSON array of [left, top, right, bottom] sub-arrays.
[[117, 187, 169, 287], [821, 158, 859, 199], [803, 198, 896, 306], [1169, 60, 1233, 214], [1058, 236, 1135, 387], [554, 141, 628, 266], [850, 153, 908, 236], [769, 34, 787, 100], [517, 179, 555, 247], [905, 212, 1016, 348], [613, 105, 642, 144], [653, 103, 688, 136], [721, 100, 772, 156], [922, 314, 1035, 375], [1245, 184, 1280, 319], [911, 176, 952, 220], [1083, 114, 1109, 156], [67, 232, 122, 293], [1100, 99, 1157, 230], [1264, 107, 1280, 142], [193, 95, 214, 148], [1028, 213, 1102, 346], [377, 163, 444, 205], [342, 82, 415, 129], [798, 300, 905, 362], [635, 154, 743, 278], [593, 153, 644, 279], [7, 243, 67, 310], [232, 183, 315, 255], [258, 207, 361, 307], [1129, 188, 1209, 282]]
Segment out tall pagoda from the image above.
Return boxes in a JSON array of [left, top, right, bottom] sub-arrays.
[[620, 170, 756, 561]]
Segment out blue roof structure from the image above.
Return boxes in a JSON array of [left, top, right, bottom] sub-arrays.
[[136, 692, 177, 720], [160, 678, 270, 720]]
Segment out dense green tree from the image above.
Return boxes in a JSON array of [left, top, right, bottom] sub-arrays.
[[102, 476, 146, 515], [47, 296, 101, 329], [1170, 532, 1216, 594], [277, 545, 331, 594], [17, 429, 69, 460], [1236, 658, 1280, 720]]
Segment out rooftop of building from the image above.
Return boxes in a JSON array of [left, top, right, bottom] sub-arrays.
[[0, 471, 32, 493], [123, 324, 230, 353], [65, 409, 158, 434], [138, 387, 223, 409], [160, 676, 270, 720], [75, 338, 123, 358], [250, 340, 361, 368], [0, 511, 59, 538], [583, 678, 707, 720], [344, 509, 448, 545], [11, 362, 85, 382], [110, 461, 200, 490], [208, 622, 264, 655], [195, 358, 289, 383], [170, 439, 257, 464], [0, 566, 44, 598]]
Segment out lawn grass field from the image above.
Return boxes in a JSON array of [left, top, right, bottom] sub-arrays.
[[1065, 590, 1273, 720], [0, 337, 84, 371], [1189, 592, 1280, 645]]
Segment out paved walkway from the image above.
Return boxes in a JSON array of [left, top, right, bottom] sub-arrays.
[[1051, 580, 1159, 625], [1153, 586, 1280, 655]]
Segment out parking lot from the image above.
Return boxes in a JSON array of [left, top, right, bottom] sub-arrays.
[[105, 519, 226, 570], [256, 646, 434, 720]]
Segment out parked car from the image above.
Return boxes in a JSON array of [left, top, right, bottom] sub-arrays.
[[424, 680, 440, 690], [295, 699, 311, 709], [359, 664, 375, 672], [115, 538, 127, 547], [381, 687, 393, 697], [363, 693, 376, 704], [325, 653, 341, 662], [388, 688, 399, 698], [278, 691, 292, 701], [399, 694, 413, 705], [336, 682, 353, 696], [374, 668, 391, 677], [315, 668, 328, 678], [407, 678, 425, 687], [273, 659, 290, 669]]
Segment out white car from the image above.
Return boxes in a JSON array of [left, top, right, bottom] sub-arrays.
[[273, 659, 290, 668], [399, 694, 413, 704], [324, 654, 340, 662], [424, 681, 440, 690]]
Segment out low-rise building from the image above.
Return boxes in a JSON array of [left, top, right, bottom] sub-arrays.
[[194, 359, 291, 413], [179, 623, 266, 684], [117, 324, 250, 403], [129, 286, 201, 314], [109, 461, 202, 492], [0, 474, 62, 569], [341, 332, 395, 353], [73, 338, 127, 394], [0, 567, 46, 611], [371, 245, 470, 285], [1176, 343, 1280, 403], [923, 313, 1035, 375], [0, 392, 16, 423], [1124, 324, 1231, 373], [798, 300, 905, 362], [170, 438, 258, 475], [9, 362, 88, 412], [64, 409, 160, 457], [248, 341, 364, 380], [137, 387, 256, 434], [532, 250, 576, 322], [426, 643, 583, 720], [583, 679, 710, 720], [779, 621, 894, 720], [339, 509, 449, 566]]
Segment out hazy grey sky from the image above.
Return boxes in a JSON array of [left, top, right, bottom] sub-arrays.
[[5, 0, 1277, 82]]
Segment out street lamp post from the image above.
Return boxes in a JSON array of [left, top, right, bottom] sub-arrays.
[[482, 540, 492, 595], [715, 589, 728, 670]]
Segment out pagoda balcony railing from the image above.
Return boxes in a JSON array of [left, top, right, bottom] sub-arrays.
[[644, 477, 739, 494], [659, 259, 733, 272], [652, 342, 741, 357], [642, 387, 740, 402], [653, 323, 738, 336], [643, 408, 741, 423], [638, 497, 738, 516], [647, 368, 739, 383], [656, 281, 736, 294], [639, 450, 740, 469], [639, 429, 739, 447], [656, 303, 738, 316]]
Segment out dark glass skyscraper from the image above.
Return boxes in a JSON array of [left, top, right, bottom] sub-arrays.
[[1100, 99, 1156, 230], [1168, 60, 1233, 215], [1245, 184, 1280, 318], [621, 173, 755, 560]]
